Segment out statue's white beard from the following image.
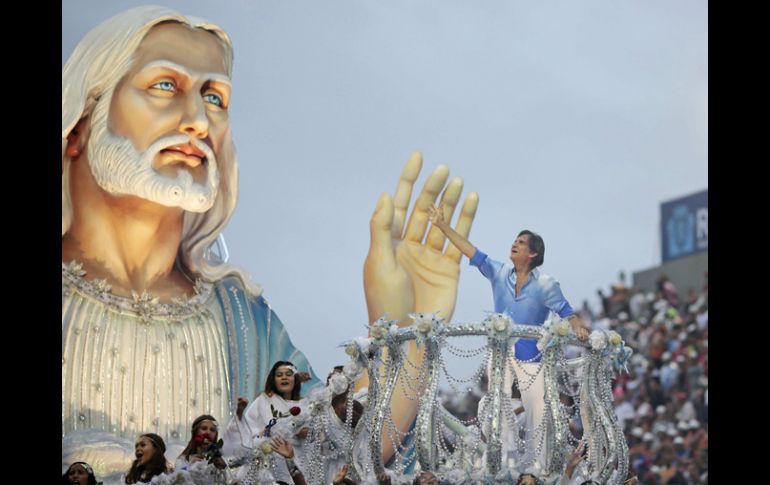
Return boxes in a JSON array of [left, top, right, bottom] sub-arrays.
[[87, 119, 219, 213]]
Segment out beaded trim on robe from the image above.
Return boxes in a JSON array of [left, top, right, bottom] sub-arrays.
[[62, 260, 216, 322]]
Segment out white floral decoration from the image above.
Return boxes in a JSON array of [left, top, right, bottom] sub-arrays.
[[146, 469, 195, 485], [409, 312, 443, 345], [259, 440, 273, 455], [485, 313, 513, 341], [344, 343, 359, 358], [329, 372, 350, 396], [590, 330, 608, 351], [555, 320, 571, 337], [368, 315, 396, 344], [343, 359, 363, 381], [608, 330, 623, 346]]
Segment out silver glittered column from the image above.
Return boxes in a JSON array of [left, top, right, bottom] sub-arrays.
[[582, 350, 629, 485], [543, 343, 569, 475], [368, 339, 402, 477], [415, 336, 442, 471], [484, 335, 509, 475]]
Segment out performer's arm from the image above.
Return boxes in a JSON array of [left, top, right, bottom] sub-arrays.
[[222, 397, 256, 455], [428, 203, 477, 259], [544, 276, 590, 342]]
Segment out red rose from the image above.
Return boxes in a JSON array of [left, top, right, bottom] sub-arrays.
[[289, 406, 301, 416], [193, 434, 206, 445]]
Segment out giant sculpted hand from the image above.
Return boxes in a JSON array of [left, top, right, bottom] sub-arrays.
[[361, 152, 478, 462], [364, 152, 478, 326]]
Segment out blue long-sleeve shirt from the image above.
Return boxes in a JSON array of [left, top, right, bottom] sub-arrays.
[[470, 248, 575, 361]]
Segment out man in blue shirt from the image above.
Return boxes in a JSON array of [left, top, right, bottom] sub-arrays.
[[428, 203, 589, 473]]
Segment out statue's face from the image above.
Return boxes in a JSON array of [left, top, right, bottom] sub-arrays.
[[87, 22, 232, 212]]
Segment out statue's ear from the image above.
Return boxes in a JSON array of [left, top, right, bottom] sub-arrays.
[[66, 118, 90, 159]]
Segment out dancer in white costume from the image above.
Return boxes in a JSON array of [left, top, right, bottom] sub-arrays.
[[223, 361, 310, 484]]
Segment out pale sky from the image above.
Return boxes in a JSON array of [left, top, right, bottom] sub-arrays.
[[63, 1, 708, 380]]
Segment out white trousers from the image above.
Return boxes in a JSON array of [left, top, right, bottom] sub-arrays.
[[512, 360, 548, 473]]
